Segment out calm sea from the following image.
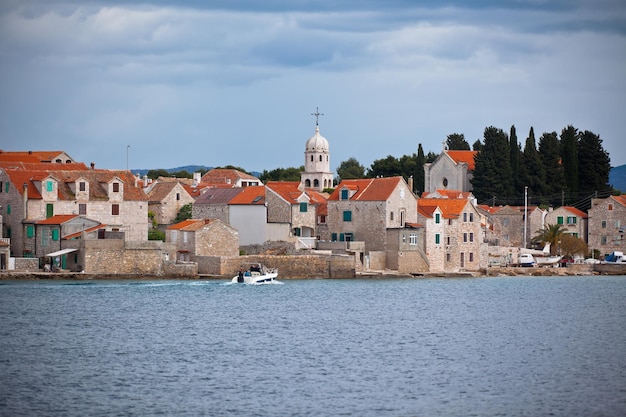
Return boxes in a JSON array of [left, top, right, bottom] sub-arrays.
[[0, 276, 625, 417]]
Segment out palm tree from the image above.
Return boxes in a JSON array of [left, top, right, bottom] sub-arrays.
[[532, 224, 568, 255]]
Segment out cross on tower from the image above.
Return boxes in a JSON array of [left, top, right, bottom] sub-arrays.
[[311, 107, 324, 126]]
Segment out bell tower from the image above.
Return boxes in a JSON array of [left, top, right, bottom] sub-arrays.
[[301, 107, 334, 192]]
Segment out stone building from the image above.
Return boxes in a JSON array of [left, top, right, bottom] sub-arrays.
[[145, 179, 195, 227], [480, 205, 546, 248], [587, 195, 626, 256], [545, 206, 588, 242], [200, 168, 261, 188], [166, 218, 239, 262], [418, 197, 485, 272], [423, 148, 478, 193]]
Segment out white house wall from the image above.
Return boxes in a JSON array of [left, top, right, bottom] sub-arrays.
[[229, 205, 267, 245]]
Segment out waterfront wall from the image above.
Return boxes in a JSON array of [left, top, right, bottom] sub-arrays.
[[199, 254, 356, 279]]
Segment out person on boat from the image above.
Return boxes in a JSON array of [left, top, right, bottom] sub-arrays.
[[237, 269, 244, 283]]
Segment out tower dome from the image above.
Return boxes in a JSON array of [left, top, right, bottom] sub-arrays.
[[305, 126, 329, 152]]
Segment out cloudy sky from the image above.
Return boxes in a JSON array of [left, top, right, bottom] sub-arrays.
[[1, 0, 625, 173]]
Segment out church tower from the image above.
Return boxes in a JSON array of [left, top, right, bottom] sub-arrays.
[[301, 108, 334, 192]]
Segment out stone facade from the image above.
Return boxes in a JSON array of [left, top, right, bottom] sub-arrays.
[[147, 181, 195, 226], [587, 195, 626, 256], [545, 206, 588, 242], [424, 150, 477, 193], [167, 219, 239, 262]]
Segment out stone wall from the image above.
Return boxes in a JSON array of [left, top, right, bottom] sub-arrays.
[[13, 257, 39, 271], [199, 254, 355, 278]]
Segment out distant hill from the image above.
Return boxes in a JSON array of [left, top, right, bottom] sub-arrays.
[[131, 165, 263, 179], [131, 165, 213, 177], [609, 164, 626, 193]]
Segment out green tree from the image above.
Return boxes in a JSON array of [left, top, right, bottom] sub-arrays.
[[414, 144, 426, 195], [336, 157, 365, 180], [367, 155, 402, 178], [147, 169, 170, 180], [519, 127, 545, 197], [538, 131, 565, 206], [509, 125, 520, 193], [560, 125, 579, 197], [470, 126, 514, 203], [559, 233, 588, 258], [171, 170, 192, 179], [259, 167, 303, 182], [532, 224, 568, 255], [174, 203, 193, 223], [446, 133, 470, 150], [577, 130, 611, 196]]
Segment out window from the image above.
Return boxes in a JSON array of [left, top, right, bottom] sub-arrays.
[[343, 210, 352, 222], [446, 236, 451, 245], [112, 204, 120, 215], [79, 204, 87, 215], [52, 229, 59, 241], [470, 232, 474, 242], [409, 233, 417, 245], [345, 233, 353, 242], [601, 236, 607, 245], [503, 218, 509, 227], [294, 228, 301, 237], [602, 220, 607, 228], [469, 252, 474, 262], [113, 182, 120, 192], [435, 233, 440, 244], [608, 204, 613, 211], [319, 215, 326, 224], [557, 216, 564, 225], [435, 213, 440, 224], [567, 216, 577, 225], [442, 177, 448, 187], [341, 189, 349, 200], [46, 204, 53, 218], [310, 155, 314, 162], [79, 182, 86, 191], [176, 193, 180, 201], [46, 181, 53, 192], [402, 234, 406, 244], [446, 253, 451, 262], [300, 202, 308, 212], [463, 212, 467, 222], [27, 225, 34, 238], [390, 212, 394, 221], [463, 233, 467, 242], [469, 213, 474, 222], [41, 229, 48, 246], [331, 233, 337, 241], [6, 228, 10, 238], [314, 179, 319, 188], [6, 204, 10, 215], [319, 155, 322, 162], [0, 181, 2, 192], [4, 182, 8, 192], [573, 233, 578, 238], [183, 231, 188, 243]]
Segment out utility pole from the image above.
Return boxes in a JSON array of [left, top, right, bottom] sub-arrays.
[[126, 145, 130, 171], [524, 186, 528, 248]]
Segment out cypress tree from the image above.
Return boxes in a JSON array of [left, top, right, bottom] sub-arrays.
[[415, 143, 426, 195], [538, 131, 565, 206], [509, 125, 520, 194], [519, 127, 546, 198], [578, 130, 611, 196], [560, 125, 579, 198], [471, 126, 514, 203]]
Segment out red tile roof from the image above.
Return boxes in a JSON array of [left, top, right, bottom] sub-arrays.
[[561, 206, 588, 219], [167, 218, 215, 231], [328, 177, 403, 201], [418, 198, 469, 219], [266, 181, 305, 204], [446, 150, 478, 170], [201, 168, 259, 186], [0, 150, 73, 164], [36, 214, 79, 225], [229, 186, 266, 205]]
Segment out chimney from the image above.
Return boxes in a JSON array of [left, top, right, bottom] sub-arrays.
[[90, 162, 95, 170], [408, 176, 414, 194], [193, 172, 201, 187]]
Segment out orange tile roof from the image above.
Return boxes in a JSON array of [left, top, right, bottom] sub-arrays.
[[36, 214, 78, 225], [328, 177, 402, 201], [422, 189, 472, 199], [266, 181, 305, 204], [0, 150, 72, 164], [561, 206, 588, 219], [63, 224, 106, 239], [167, 218, 214, 231], [418, 198, 469, 219], [229, 186, 266, 205], [201, 168, 259, 186], [446, 150, 478, 170]]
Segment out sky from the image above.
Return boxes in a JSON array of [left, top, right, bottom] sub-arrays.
[[1, 0, 625, 174]]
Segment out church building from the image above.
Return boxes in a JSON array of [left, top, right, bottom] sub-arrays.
[[423, 143, 477, 193], [300, 108, 334, 192]]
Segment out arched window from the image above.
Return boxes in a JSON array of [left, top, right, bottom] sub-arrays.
[[314, 179, 320, 187], [310, 155, 314, 162], [305, 179, 311, 187], [319, 155, 322, 162]]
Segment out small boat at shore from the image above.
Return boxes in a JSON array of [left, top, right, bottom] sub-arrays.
[[232, 263, 279, 284]]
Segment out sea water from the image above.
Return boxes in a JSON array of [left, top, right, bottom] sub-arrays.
[[0, 276, 625, 416]]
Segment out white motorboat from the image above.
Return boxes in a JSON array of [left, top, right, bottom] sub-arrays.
[[232, 263, 279, 284]]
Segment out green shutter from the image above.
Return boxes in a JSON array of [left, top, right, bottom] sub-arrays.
[[46, 204, 54, 218], [331, 233, 337, 241], [343, 210, 352, 221], [557, 216, 564, 225], [4, 182, 8, 192], [300, 202, 307, 212], [52, 229, 59, 241], [47, 181, 53, 192], [6, 204, 10, 215], [341, 189, 348, 200], [27, 225, 34, 238], [435, 234, 440, 244]]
